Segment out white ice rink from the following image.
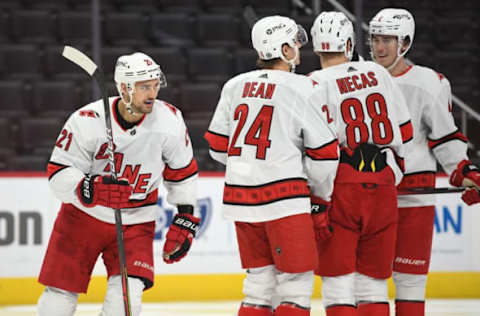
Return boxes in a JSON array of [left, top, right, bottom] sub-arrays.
[[1, 299, 480, 315]]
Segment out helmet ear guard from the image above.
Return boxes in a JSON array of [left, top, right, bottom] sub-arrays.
[[311, 11, 355, 61]]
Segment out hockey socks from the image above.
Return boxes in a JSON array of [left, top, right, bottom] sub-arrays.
[[395, 300, 424, 316], [238, 302, 273, 316], [325, 305, 357, 316], [274, 302, 310, 316], [357, 302, 389, 316]]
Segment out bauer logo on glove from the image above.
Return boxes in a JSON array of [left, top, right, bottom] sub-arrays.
[[77, 174, 133, 209], [163, 213, 201, 264]]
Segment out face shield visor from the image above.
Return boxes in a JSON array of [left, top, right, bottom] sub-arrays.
[[293, 24, 309, 47]]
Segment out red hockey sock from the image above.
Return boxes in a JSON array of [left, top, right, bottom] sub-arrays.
[[274, 302, 309, 316], [238, 302, 273, 316], [395, 300, 424, 316], [325, 305, 357, 316], [357, 302, 389, 316]]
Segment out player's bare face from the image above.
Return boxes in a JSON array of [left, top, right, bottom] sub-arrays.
[[131, 79, 161, 114], [371, 35, 398, 68]]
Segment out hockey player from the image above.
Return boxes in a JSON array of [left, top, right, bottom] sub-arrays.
[[369, 8, 480, 316], [204, 15, 339, 316], [37, 52, 200, 316], [308, 11, 413, 316]]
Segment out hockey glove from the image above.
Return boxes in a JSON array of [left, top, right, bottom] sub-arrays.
[[450, 159, 480, 188], [163, 212, 200, 264], [461, 187, 480, 206], [77, 175, 132, 209], [311, 197, 333, 241]]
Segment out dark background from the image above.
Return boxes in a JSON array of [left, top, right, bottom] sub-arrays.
[[0, 0, 478, 171]]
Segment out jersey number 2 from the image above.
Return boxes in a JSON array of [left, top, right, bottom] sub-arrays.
[[228, 104, 273, 160], [341, 93, 393, 148]]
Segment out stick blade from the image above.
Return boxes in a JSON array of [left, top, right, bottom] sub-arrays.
[[62, 46, 97, 76]]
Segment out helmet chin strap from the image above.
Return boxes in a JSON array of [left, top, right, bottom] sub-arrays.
[[122, 88, 142, 116], [280, 45, 299, 73], [387, 55, 402, 71], [387, 38, 410, 71]]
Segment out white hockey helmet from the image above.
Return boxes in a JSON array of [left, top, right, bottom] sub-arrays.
[[114, 52, 166, 112], [251, 15, 308, 71], [369, 8, 415, 58], [311, 11, 355, 60]]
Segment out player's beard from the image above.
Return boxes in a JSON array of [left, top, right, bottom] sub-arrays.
[[132, 100, 154, 114]]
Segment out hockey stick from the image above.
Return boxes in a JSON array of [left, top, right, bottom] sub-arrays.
[[62, 46, 132, 316], [397, 187, 466, 195], [398, 178, 480, 195]]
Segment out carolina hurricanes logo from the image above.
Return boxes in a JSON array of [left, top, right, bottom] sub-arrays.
[[144, 59, 152, 66]]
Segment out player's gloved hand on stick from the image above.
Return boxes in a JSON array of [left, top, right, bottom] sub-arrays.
[[311, 196, 333, 241], [450, 159, 480, 188], [77, 174, 132, 209], [461, 187, 480, 206], [163, 205, 200, 264]]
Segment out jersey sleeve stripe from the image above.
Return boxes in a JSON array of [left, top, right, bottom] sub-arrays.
[[400, 120, 413, 144], [223, 177, 309, 206], [204, 130, 229, 153], [428, 130, 468, 149], [305, 139, 339, 161], [47, 161, 69, 180], [163, 158, 198, 182]]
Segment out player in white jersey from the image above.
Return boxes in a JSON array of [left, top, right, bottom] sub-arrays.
[[37, 52, 200, 316], [204, 15, 339, 316], [369, 8, 480, 316], [308, 12, 412, 316]]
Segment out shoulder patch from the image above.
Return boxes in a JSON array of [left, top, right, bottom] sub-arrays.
[[436, 72, 445, 81], [163, 101, 178, 115], [79, 110, 99, 118]]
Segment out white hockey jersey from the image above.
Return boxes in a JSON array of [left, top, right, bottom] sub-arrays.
[[393, 65, 468, 207], [309, 61, 412, 185], [205, 69, 339, 222], [47, 97, 198, 225]]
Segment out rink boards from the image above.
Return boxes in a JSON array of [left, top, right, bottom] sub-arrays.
[[0, 172, 479, 305]]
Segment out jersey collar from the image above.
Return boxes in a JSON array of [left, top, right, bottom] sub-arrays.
[[111, 97, 146, 131]]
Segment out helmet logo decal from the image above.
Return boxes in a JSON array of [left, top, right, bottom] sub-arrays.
[[266, 23, 286, 35], [144, 59, 152, 66], [116, 60, 128, 68], [393, 14, 411, 20], [321, 42, 330, 50]]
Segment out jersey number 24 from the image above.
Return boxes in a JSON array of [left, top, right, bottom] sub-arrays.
[[228, 104, 273, 160]]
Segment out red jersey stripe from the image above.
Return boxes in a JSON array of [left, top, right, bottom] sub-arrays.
[[428, 130, 468, 149], [400, 120, 413, 144], [223, 178, 310, 206], [305, 140, 339, 160], [47, 162, 68, 180], [204, 131, 229, 152], [398, 171, 436, 190], [163, 159, 198, 182]]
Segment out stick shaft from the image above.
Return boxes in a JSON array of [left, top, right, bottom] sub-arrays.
[[62, 46, 131, 316], [398, 187, 465, 195]]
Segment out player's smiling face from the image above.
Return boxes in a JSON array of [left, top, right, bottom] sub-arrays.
[[371, 34, 398, 68], [131, 78, 161, 114]]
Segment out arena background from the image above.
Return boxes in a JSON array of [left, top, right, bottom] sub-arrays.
[[0, 0, 479, 314]]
